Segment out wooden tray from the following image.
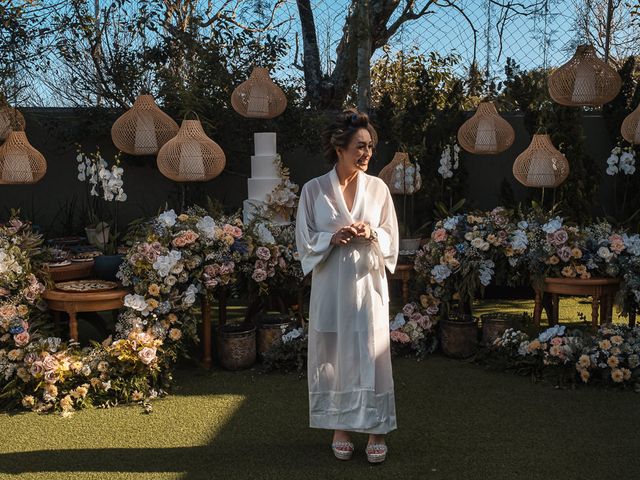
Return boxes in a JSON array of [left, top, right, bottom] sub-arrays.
[[55, 280, 119, 293]]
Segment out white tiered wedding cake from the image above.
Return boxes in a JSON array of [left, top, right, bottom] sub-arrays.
[[243, 132, 289, 225]]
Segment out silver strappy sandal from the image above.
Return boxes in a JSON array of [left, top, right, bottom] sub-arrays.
[[365, 443, 387, 464], [331, 440, 354, 460]]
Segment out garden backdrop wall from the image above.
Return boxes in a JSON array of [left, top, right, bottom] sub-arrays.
[[0, 108, 618, 236]]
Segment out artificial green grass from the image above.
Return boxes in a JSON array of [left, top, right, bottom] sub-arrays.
[[1, 355, 639, 480]]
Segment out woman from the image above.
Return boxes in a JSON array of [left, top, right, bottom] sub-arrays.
[[295, 109, 399, 463]]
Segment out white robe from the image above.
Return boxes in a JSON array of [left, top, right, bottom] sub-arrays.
[[295, 166, 399, 434]]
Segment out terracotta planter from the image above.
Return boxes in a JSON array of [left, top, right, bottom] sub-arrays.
[[217, 324, 256, 370], [480, 312, 523, 347], [257, 313, 294, 358], [439, 315, 478, 358]]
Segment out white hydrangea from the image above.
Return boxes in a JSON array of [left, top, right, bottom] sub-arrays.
[[157, 210, 177, 228], [196, 216, 216, 239], [542, 216, 563, 234], [153, 250, 182, 277], [282, 327, 304, 343]]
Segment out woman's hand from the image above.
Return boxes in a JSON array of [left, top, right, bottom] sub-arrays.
[[351, 221, 372, 240], [331, 225, 359, 245]]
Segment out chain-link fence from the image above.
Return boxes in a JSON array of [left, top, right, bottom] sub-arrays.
[[268, 0, 640, 82]]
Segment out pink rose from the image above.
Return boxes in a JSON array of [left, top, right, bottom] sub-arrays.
[[138, 347, 157, 365], [556, 246, 572, 262], [13, 331, 30, 347], [256, 246, 271, 261], [431, 228, 447, 242], [42, 355, 59, 371], [410, 312, 423, 323], [29, 361, 44, 377], [550, 229, 568, 246], [402, 303, 416, 316], [550, 337, 563, 346], [609, 234, 625, 254], [0, 287, 9, 297], [0, 305, 17, 320], [252, 269, 268, 282], [390, 331, 411, 344], [231, 226, 243, 239], [44, 370, 58, 384]]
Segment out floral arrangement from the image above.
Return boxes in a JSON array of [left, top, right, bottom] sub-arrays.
[[575, 324, 640, 386], [606, 144, 636, 176], [414, 207, 527, 317], [241, 221, 303, 297], [117, 208, 248, 351], [437, 142, 460, 179], [264, 156, 299, 221], [76, 147, 127, 252], [391, 156, 422, 194], [490, 323, 640, 388], [389, 300, 438, 358], [261, 324, 308, 374]]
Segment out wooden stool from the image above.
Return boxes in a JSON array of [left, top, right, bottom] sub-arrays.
[[533, 277, 636, 329], [388, 263, 414, 305]]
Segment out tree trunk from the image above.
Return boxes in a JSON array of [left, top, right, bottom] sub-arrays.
[[357, 0, 372, 112]]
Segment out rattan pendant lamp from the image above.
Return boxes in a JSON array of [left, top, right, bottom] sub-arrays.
[[621, 102, 640, 144], [457, 101, 514, 154], [111, 94, 179, 155], [0, 127, 47, 184], [0, 104, 25, 142], [156, 113, 226, 182], [512, 134, 569, 188], [548, 44, 621, 107], [231, 67, 287, 119]]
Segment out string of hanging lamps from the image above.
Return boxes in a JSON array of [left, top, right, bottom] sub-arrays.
[[0, 126, 47, 185]]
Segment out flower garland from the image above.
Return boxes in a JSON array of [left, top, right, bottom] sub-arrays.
[[389, 301, 438, 358]]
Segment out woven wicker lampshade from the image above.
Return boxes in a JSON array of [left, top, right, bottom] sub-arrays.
[[548, 45, 621, 107], [378, 152, 422, 194], [0, 105, 25, 142], [231, 67, 287, 119], [457, 102, 514, 154], [621, 102, 640, 144], [157, 118, 226, 182], [0, 131, 46, 184], [111, 94, 179, 155], [513, 134, 569, 188]]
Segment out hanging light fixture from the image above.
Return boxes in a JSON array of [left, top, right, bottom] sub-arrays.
[[621, 102, 640, 145], [111, 94, 179, 155], [512, 134, 569, 188], [548, 44, 621, 107], [231, 67, 287, 119], [457, 102, 515, 154], [0, 129, 46, 184], [156, 115, 226, 182], [0, 105, 25, 142]]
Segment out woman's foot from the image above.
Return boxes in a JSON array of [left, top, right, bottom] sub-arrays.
[[366, 434, 387, 464], [331, 430, 354, 460]]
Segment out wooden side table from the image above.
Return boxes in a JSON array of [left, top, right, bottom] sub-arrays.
[[43, 287, 128, 340], [388, 264, 414, 305], [533, 277, 636, 329]]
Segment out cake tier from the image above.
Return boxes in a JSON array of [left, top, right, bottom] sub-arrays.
[[248, 177, 280, 202], [254, 132, 276, 156], [251, 154, 279, 178]]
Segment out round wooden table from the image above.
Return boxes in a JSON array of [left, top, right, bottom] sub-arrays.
[[43, 287, 128, 340], [533, 277, 635, 329]]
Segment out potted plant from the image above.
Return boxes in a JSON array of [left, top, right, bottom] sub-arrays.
[[76, 147, 127, 279]]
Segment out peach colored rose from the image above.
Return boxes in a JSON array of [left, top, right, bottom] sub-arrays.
[[431, 228, 447, 243], [13, 331, 30, 347]]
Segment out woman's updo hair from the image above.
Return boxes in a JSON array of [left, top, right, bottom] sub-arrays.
[[322, 109, 377, 164]]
